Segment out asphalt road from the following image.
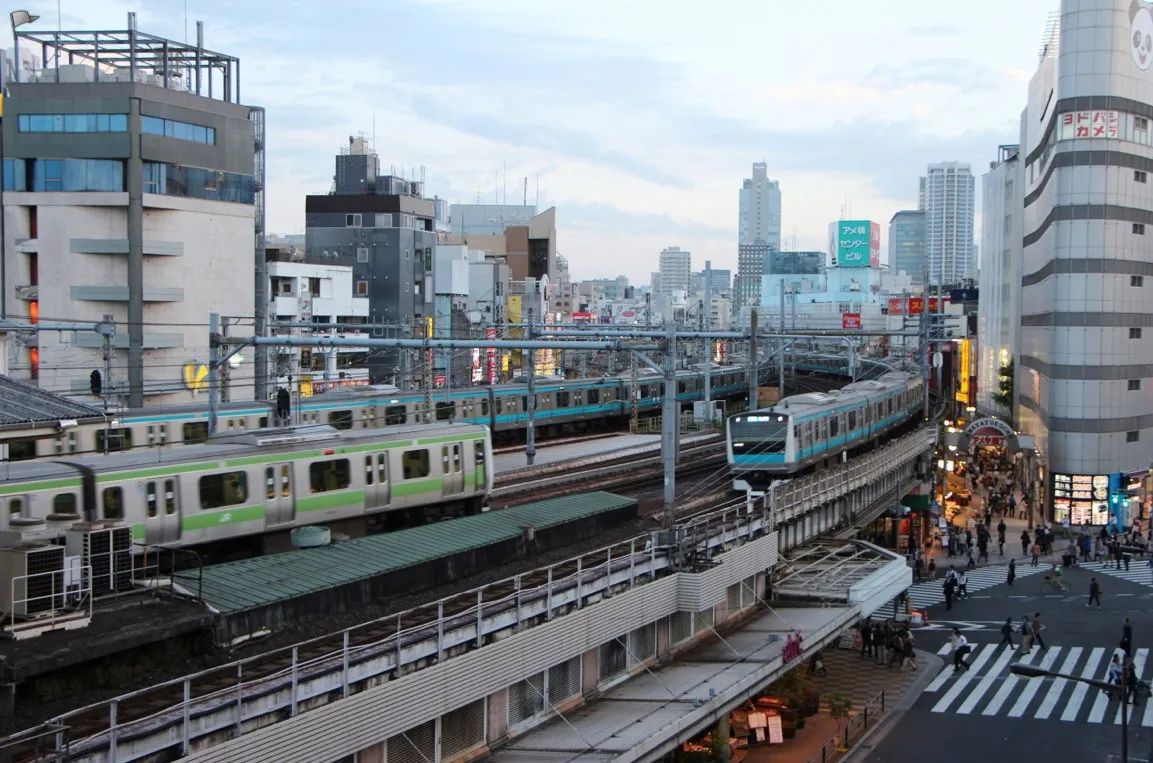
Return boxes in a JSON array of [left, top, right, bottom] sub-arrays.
[[860, 560, 1153, 763]]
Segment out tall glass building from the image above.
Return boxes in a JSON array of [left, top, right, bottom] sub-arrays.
[[887, 210, 925, 283], [919, 162, 976, 285]]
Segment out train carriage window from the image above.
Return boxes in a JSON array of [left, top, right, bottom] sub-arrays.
[[182, 422, 209, 444], [830, 417, 839, 437], [146, 424, 169, 446], [308, 459, 351, 493], [199, 471, 248, 510], [376, 453, 388, 483], [364, 455, 374, 485], [258, 416, 268, 428], [402, 449, 431, 479], [435, 401, 455, 421], [384, 405, 407, 425], [849, 410, 856, 429], [7, 439, 35, 461], [8, 498, 23, 518], [265, 467, 276, 499], [54, 431, 77, 455], [328, 410, 353, 430], [588, 389, 600, 404], [102, 486, 124, 519], [146, 481, 158, 518], [677, 381, 686, 394], [53, 494, 76, 514], [97, 428, 132, 452], [480, 398, 489, 416], [557, 390, 570, 407], [164, 479, 177, 515], [521, 396, 528, 412]]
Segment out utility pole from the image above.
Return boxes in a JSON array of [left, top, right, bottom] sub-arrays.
[[220, 317, 231, 403], [921, 263, 931, 420], [100, 314, 115, 415], [629, 351, 639, 433], [422, 318, 433, 423], [662, 320, 678, 528], [526, 310, 536, 466], [703, 260, 712, 404], [778, 279, 786, 396], [747, 310, 758, 410], [208, 312, 220, 435]]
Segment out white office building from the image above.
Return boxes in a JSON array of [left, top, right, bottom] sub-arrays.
[[658, 246, 691, 296], [976, 145, 1022, 419], [738, 162, 781, 248], [919, 161, 976, 285]]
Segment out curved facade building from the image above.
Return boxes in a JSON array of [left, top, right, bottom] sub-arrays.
[[1019, 0, 1153, 523]]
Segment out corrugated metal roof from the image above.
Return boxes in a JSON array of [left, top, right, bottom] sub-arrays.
[[179, 491, 636, 615], [0, 374, 106, 426]]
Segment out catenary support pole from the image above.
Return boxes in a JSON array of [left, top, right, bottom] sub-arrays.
[[662, 320, 678, 528], [208, 312, 220, 435], [526, 314, 536, 466], [747, 310, 758, 409], [703, 260, 712, 404], [126, 96, 145, 408]]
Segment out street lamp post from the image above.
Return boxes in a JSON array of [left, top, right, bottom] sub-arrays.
[[1011, 661, 1131, 761]]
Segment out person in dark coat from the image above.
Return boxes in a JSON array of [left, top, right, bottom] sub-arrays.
[[1007, 557, 1016, 586]]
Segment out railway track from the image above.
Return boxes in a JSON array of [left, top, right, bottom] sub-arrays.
[[490, 435, 726, 507]]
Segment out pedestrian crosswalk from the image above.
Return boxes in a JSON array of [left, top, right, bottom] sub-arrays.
[[906, 562, 1049, 609], [1079, 560, 1153, 589], [925, 643, 1152, 726]]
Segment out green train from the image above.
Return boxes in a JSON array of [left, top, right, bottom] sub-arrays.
[[0, 423, 492, 550]]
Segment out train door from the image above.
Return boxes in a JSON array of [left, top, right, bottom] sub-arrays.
[[143, 478, 181, 545], [365, 453, 391, 508], [473, 439, 487, 493], [442, 444, 464, 495], [264, 463, 295, 526]]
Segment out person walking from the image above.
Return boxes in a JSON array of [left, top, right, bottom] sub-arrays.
[[1089, 577, 1102, 608], [1021, 530, 1031, 557], [914, 555, 923, 583], [1031, 541, 1041, 567], [1007, 557, 1017, 586], [1122, 617, 1133, 657], [943, 575, 955, 610], [1018, 616, 1034, 654], [999, 617, 1015, 649], [1032, 613, 1047, 650], [1107, 653, 1124, 699], [860, 620, 873, 659], [927, 558, 937, 580], [958, 571, 970, 599], [951, 628, 973, 672]]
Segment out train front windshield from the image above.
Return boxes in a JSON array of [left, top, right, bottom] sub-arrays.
[[730, 414, 788, 454]]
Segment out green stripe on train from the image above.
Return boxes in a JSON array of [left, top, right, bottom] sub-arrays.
[[223, 434, 486, 468], [182, 505, 266, 531], [296, 489, 367, 513], [0, 477, 81, 496]]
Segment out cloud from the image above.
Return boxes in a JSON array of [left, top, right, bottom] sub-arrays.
[[559, 201, 732, 240], [409, 95, 693, 189], [862, 58, 1002, 91], [905, 23, 963, 36]]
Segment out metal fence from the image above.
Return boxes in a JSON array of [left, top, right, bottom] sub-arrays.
[[803, 689, 888, 763]]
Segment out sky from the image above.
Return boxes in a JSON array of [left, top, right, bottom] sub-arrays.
[[15, 0, 1058, 283]]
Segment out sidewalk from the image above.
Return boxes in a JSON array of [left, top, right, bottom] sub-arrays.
[[739, 648, 938, 763]]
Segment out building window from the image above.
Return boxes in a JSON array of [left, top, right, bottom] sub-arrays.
[[356, 247, 369, 263], [140, 162, 254, 204], [141, 115, 216, 144], [17, 113, 127, 133], [1131, 327, 1143, 339], [1134, 223, 1146, 235], [345, 213, 362, 227], [1129, 379, 1141, 391], [1137, 170, 1148, 184], [31, 159, 124, 192], [1133, 275, 1145, 287], [356, 280, 368, 296], [1128, 430, 1141, 443]]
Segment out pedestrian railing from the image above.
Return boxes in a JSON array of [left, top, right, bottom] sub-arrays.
[[803, 689, 887, 763]]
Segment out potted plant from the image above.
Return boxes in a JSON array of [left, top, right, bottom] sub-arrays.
[[801, 678, 822, 717], [827, 691, 852, 752]]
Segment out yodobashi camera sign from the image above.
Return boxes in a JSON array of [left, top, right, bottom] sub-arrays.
[[832, 220, 880, 267]]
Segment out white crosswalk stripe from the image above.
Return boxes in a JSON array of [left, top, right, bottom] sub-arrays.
[[906, 561, 1049, 609], [1078, 560, 1153, 589], [922, 644, 1153, 725]]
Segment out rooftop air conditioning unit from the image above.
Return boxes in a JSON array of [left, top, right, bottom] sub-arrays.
[[0, 543, 66, 617], [65, 523, 132, 597]]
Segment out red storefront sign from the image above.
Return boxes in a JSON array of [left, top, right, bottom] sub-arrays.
[[842, 313, 862, 329]]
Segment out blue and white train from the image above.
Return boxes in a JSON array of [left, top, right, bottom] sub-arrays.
[[726, 371, 923, 490]]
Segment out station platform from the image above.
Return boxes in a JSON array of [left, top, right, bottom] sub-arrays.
[[494, 432, 718, 474], [488, 606, 857, 762]]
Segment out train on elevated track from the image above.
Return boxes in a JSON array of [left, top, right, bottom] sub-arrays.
[[726, 370, 923, 491], [10, 354, 889, 461]]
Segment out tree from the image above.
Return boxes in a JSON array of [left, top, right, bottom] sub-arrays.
[[827, 691, 853, 751], [991, 358, 1014, 421]]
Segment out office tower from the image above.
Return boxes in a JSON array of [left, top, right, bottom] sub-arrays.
[[919, 161, 975, 285], [736, 242, 771, 308], [2, 22, 260, 406], [888, 210, 926, 282], [738, 162, 781, 248], [976, 145, 1022, 418], [658, 246, 691, 295]]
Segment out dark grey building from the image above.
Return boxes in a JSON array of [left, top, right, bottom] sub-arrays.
[[766, 251, 823, 276], [305, 139, 437, 385], [3, 16, 262, 407]]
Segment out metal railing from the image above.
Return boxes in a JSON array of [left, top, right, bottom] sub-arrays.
[[804, 689, 887, 763], [2, 565, 92, 640], [133, 544, 204, 602], [0, 722, 70, 761]]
